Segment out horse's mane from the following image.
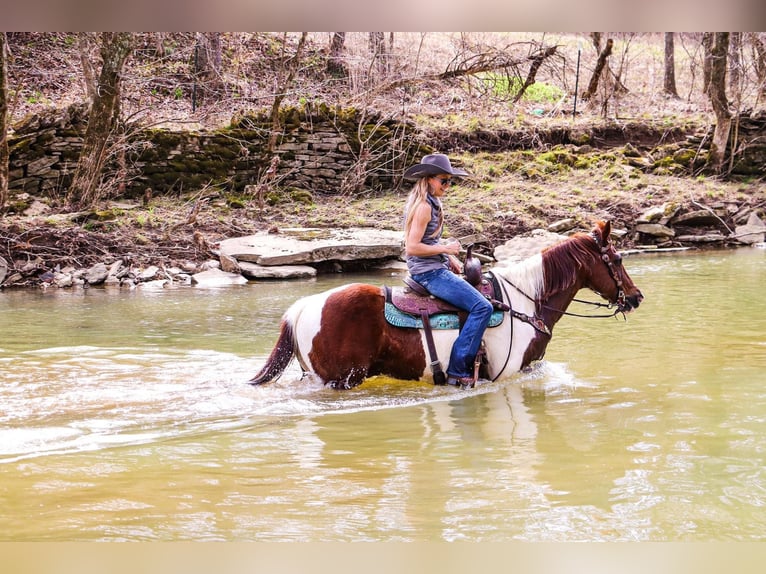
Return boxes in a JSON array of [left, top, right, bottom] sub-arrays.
[[540, 232, 598, 296], [493, 232, 599, 301]]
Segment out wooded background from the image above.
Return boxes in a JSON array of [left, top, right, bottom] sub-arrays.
[[1, 32, 764, 211]]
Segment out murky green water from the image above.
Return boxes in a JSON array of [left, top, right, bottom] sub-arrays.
[[0, 247, 764, 541]]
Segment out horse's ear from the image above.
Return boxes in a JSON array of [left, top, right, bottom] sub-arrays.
[[594, 221, 611, 245]]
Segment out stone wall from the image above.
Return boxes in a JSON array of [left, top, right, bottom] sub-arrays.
[[8, 103, 766, 203], [7, 103, 428, 200]]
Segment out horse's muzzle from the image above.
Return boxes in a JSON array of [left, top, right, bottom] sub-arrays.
[[619, 291, 643, 313]]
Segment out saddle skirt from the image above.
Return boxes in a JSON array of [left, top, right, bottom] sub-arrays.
[[382, 273, 507, 330]]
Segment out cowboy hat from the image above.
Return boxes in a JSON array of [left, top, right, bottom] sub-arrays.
[[403, 153, 470, 180]]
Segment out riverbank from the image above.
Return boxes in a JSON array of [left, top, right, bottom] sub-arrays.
[[1, 146, 763, 289]]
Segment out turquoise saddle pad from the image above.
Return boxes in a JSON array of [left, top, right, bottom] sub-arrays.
[[384, 302, 505, 330]]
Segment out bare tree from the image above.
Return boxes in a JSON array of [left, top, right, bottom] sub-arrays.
[[705, 33, 731, 174], [268, 32, 307, 152], [194, 32, 223, 102], [512, 45, 558, 103], [327, 32, 347, 78], [0, 33, 9, 211], [369, 32, 389, 77], [664, 32, 679, 97], [747, 32, 766, 98], [581, 36, 613, 101], [77, 33, 98, 103], [66, 32, 134, 208], [702, 32, 714, 95], [729, 32, 742, 96]]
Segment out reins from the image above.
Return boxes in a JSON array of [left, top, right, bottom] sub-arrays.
[[555, 297, 625, 319], [500, 276, 624, 320]]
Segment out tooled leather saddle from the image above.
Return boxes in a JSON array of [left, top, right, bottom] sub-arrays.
[[382, 271, 508, 329], [381, 250, 508, 386]]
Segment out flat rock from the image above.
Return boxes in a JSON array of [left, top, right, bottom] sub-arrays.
[[735, 226, 765, 244], [637, 205, 667, 223], [239, 261, 317, 279], [191, 268, 248, 287], [673, 209, 723, 227], [139, 279, 169, 289], [547, 218, 577, 233], [676, 233, 726, 243], [635, 223, 676, 238], [138, 265, 160, 280], [218, 227, 403, 266], [734, 212, 765, 244], [84, 262, 109, 285]]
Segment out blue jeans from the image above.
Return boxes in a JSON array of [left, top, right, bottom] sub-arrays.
[[411, 267, 493, 379]]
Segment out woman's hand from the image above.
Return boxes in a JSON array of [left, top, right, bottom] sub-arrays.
[[443, 238, 463, 273], [447, 254, 463, 274], [442, 237, 461, 256]]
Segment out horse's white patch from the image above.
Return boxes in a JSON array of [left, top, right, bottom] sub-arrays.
[[288, 284, 347, 373], [495, 254, 544, 300]]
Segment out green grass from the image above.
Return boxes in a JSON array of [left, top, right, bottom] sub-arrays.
[[480, 73, 566, 104]]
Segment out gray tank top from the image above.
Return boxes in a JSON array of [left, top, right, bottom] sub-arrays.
[[405, 193, 448, 274]]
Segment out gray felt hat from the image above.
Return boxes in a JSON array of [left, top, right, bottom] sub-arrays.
[[403, 153, 470, 180]]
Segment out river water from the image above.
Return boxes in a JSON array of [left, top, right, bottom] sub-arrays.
[[0, 247, 764, 541]]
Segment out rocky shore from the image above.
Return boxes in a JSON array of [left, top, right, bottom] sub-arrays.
[[1, 197, 762, 290]]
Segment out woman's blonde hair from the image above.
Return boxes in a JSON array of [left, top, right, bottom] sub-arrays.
[[404, 177, 442, 239]]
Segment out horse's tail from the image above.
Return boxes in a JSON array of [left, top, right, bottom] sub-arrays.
[[249, 318, 296, 385]]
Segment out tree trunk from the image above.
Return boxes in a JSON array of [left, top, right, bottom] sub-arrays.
[[702, 32, 714, 95], [77, 33, 98, 103], [369, 32, 388, 77], [748, 32, 766, 97], [194, 32, 223, 100], [590, 33, 602, 52], [327, 32, 347, 77], [729, 32, 742, 96], [67, 32, 133, 208], [581, 37, 613, 101], [512, 45, 558, 103], [663, 32, 679, 97], [0, 33, 9, 211], [706, 33, 731, 174]]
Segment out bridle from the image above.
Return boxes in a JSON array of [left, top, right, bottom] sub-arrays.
[[589, 230, 629, 314]]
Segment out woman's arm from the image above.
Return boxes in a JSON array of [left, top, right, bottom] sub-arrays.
[[405, 202, 460, 258]]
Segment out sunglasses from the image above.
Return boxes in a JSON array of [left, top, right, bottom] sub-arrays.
[[433, 177, 452, 186]]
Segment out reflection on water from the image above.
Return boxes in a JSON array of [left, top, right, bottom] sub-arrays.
[[0, 249, 764, 540]]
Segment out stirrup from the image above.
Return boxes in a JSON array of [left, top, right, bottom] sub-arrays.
[[472, 341, 488, 382]]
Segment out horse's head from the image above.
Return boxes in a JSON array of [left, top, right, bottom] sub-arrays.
[[586, 221, 643, 313]]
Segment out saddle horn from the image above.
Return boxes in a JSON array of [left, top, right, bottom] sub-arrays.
[[463, 244, 483, 287]]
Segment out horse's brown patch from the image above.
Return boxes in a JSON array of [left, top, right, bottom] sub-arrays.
[[309, 284, 425, 387]]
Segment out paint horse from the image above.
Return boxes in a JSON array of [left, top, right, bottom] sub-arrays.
[[250, 221, 643, 389]]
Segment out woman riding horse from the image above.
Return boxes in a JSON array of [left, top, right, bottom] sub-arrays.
[[249, 221, 644, 390], [402, 154, 493, 388]]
